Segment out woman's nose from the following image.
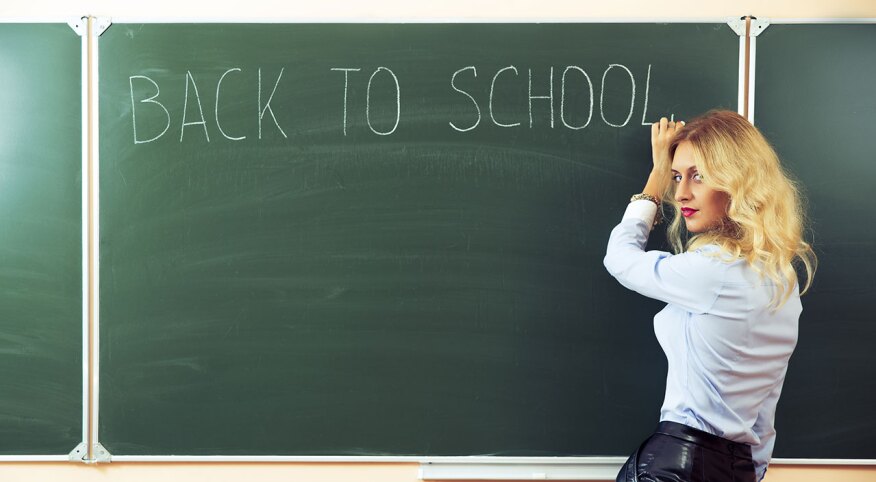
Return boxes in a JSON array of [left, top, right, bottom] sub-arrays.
[[674, 180, 691, 203]]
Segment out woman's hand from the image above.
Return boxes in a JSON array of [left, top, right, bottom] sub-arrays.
[[642, 117, 684, 200], [651, 117, 684, 170]]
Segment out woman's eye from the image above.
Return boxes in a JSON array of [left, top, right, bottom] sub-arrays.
[[672, 172, 703, 183]]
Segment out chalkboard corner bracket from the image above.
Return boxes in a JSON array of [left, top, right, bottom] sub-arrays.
[[89, 443, 113, 464], [67, 442, 113, 464], [66, 16, 112, 37], [67, 442, 87, 462], [92, 17, 112, 37], [728, 16, 771, 37], [749, 18, 771, 37], [67, 16, 88, 36]]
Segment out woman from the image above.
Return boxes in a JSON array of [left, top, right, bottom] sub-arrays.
[[603, 110, 817, 482]]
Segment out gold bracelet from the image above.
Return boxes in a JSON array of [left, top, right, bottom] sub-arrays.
[[629, 193, 662, 226], [630, 193, 659, 205]]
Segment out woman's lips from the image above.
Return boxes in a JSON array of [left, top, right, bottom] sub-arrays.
[[681, 208, 698, 218]]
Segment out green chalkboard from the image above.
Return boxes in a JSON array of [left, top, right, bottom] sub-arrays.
[[755, 23, 876, 460], [98, 23, 738, 456], [0, 24, 82, 455]]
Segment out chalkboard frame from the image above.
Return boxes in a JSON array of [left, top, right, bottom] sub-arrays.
[[748, 17, 876, 469], [92, 18, 746, 475], [0, 18, 88, 462]]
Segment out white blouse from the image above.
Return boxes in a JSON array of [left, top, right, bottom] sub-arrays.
[[603, 200, 801, 481]]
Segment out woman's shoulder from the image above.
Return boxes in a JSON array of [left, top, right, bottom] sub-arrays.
[[694, 246, 776, 287], [688, 243, 742, 264], [684, 244, 759, 287]]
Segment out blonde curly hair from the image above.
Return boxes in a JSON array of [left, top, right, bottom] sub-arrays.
[[662, 109, 817, 311]]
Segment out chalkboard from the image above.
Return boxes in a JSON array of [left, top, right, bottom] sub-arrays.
[[0, 23, 82, 455], [98, 23, 739, 456], [755, 23, 876, 460]]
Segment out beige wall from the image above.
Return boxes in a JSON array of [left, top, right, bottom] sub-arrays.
[[0, 0, 876, 18], [1, 0, 875, 481], [0, 463, 875, 482]]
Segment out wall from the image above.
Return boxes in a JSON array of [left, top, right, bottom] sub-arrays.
[[2, 0, 876, 19], [0, 462, 874, 481], [1, 0, 874, 481]]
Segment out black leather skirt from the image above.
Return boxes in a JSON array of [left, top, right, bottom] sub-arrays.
[[616, 421, 756, 482]]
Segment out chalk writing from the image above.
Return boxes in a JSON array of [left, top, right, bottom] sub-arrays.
[[127, 63, 672, 145]]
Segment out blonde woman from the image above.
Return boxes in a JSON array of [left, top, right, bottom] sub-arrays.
[[604, 110, 817, 482]]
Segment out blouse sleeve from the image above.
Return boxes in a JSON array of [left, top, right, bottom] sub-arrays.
[[602, 200, 729, 314]]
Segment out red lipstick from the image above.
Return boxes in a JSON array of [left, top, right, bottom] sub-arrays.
[[681, 208, 698, 218]]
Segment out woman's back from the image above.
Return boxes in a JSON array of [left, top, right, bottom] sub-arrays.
[[653, 244, 801, 478]]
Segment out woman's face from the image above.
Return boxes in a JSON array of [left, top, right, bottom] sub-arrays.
[[671, 141, 731, 234]]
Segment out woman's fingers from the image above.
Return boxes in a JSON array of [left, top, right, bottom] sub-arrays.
[[653, 117, 685, 136], [651, 117, 684, 167]]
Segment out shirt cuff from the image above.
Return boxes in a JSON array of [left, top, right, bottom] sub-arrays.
[[622, 199, 658, 227]]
